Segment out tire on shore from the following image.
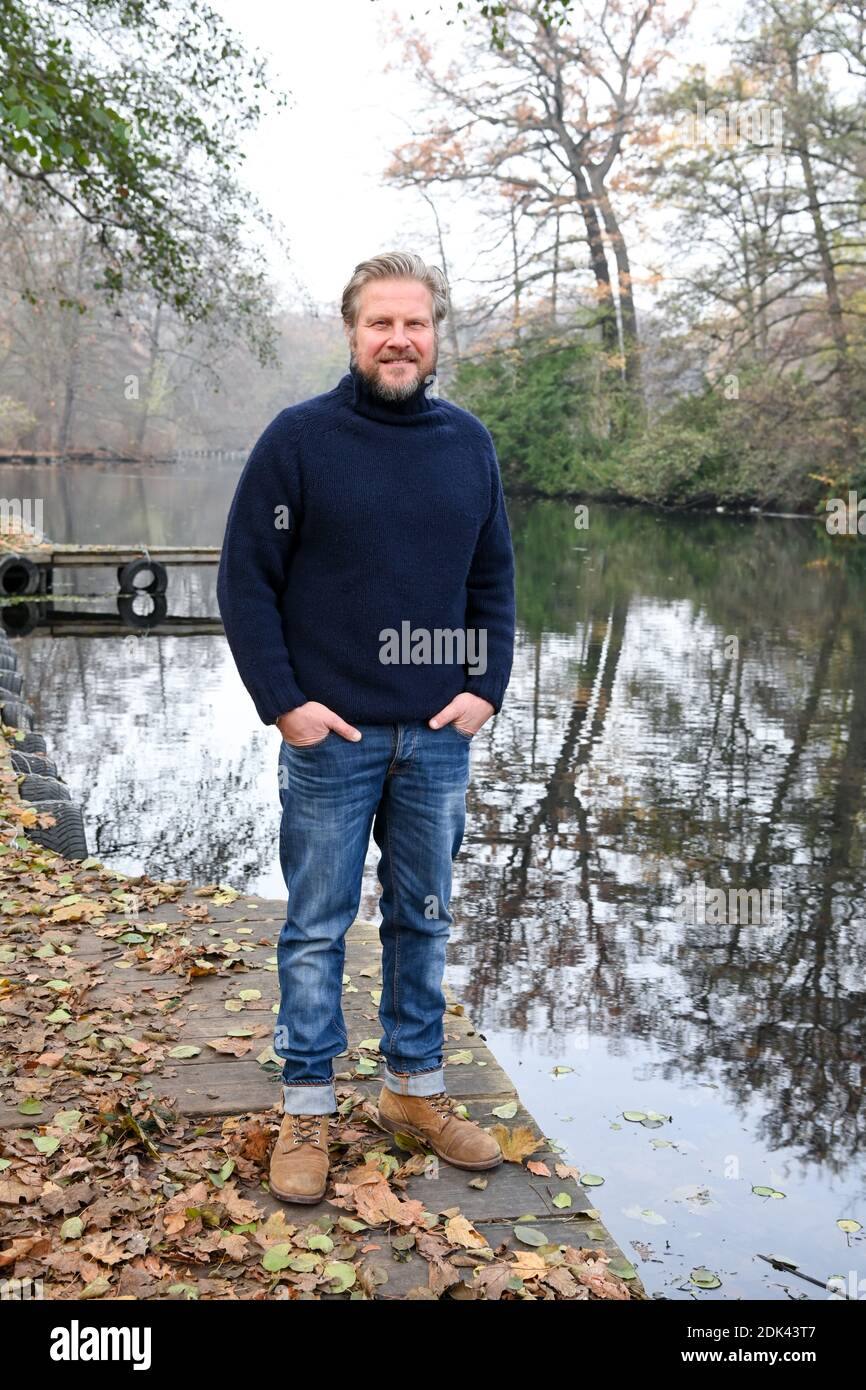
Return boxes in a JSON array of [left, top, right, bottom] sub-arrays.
[[26, 800, 88, 860], [0, 672, 25, 696], [10, 750, 59, 779], [0, 699, 34, 730], [5, 731, 47, 754], [18, 773, 72, 804]]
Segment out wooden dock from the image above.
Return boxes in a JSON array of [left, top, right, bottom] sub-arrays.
[[0, 873, 646, 1300], [5, 608, 223, 638], [0, 538, 221, 616], [15, 544, 221, 568]]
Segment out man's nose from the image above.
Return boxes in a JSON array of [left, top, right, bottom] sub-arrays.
[[385, 324, 411, 346]]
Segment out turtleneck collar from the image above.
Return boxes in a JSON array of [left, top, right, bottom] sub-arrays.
[[339, 357, 441, 424]]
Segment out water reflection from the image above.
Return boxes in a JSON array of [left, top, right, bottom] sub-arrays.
[[4, 461, 865, 1299]]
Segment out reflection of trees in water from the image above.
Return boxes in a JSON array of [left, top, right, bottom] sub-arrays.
[[445, 504, 866, 1170], [93, 742, 279, 890], [18, 603, 276, 889]]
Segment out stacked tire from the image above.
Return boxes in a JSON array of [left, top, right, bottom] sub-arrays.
[[0, 636, 88, 860]]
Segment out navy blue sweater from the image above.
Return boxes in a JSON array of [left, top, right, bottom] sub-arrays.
[[216, 359, 516, 726]]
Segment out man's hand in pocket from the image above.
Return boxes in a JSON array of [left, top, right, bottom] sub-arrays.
[[428, 692, 495, 738], [276, 701, 362, 747]]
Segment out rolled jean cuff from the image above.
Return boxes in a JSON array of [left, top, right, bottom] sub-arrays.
[[383, 1063, 445, 1097], [282, 1080, 336, 1115]]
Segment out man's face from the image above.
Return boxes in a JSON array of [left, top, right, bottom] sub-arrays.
[[346, 278, 438, 400]]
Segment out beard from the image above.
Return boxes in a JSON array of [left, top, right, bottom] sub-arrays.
[[349, 342, 438, 402]]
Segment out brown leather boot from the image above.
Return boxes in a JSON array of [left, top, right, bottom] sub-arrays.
[[376, 1086, 502, 1170], [268, 1112, 330, 1203]]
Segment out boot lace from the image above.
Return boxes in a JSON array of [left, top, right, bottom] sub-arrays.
[[427, 1092, 463, 1122], [289, 1113, 325, 1146]]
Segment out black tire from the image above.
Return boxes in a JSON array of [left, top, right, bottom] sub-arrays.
[[117, 592, 167, 629], [117, 558, 168, 595], [0, 555, 40, 597], [19, 773, 71, 803], [0, 699, 34, 730], [0, 603, 39, 636], [0, 651, 18, 671], [10, 750, 59, 779], [26, 800, 88, 860], [0, 672, 24, 696], [5, 731, 46, 754]]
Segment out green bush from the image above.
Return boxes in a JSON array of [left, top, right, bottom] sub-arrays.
[[451, 339, 618, 496]]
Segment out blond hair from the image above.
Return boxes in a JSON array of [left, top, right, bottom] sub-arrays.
[[340, 252, 449, 330]]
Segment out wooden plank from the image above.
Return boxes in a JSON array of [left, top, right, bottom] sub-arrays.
[[37, 618, 225, 638], [23, 546, 222, 566]]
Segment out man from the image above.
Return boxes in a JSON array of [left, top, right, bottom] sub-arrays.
[[216, 251, 516, 1204]]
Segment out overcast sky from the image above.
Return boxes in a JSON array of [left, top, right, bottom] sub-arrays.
[[212, 0, 476, 312], [211, 0, 728, 317]]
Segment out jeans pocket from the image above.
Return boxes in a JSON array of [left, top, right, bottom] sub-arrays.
[[452, 723, 475, 741]]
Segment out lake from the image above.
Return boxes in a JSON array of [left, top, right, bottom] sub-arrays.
[[3, 458, 864, 1301]]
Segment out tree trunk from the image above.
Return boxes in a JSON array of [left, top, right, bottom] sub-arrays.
[[573, 166, 618, 356], [587, 165, 643, 401], [787, 44, 858, 475], [134, 301, 163, 455], [56, 227, 88, 457]]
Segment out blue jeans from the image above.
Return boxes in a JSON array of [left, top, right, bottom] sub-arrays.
[[274, 720, 473, 1115]]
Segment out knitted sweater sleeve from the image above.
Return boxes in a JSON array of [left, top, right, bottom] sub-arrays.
[[463, 430, 516, 715], [216, 409, 309, 725]]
